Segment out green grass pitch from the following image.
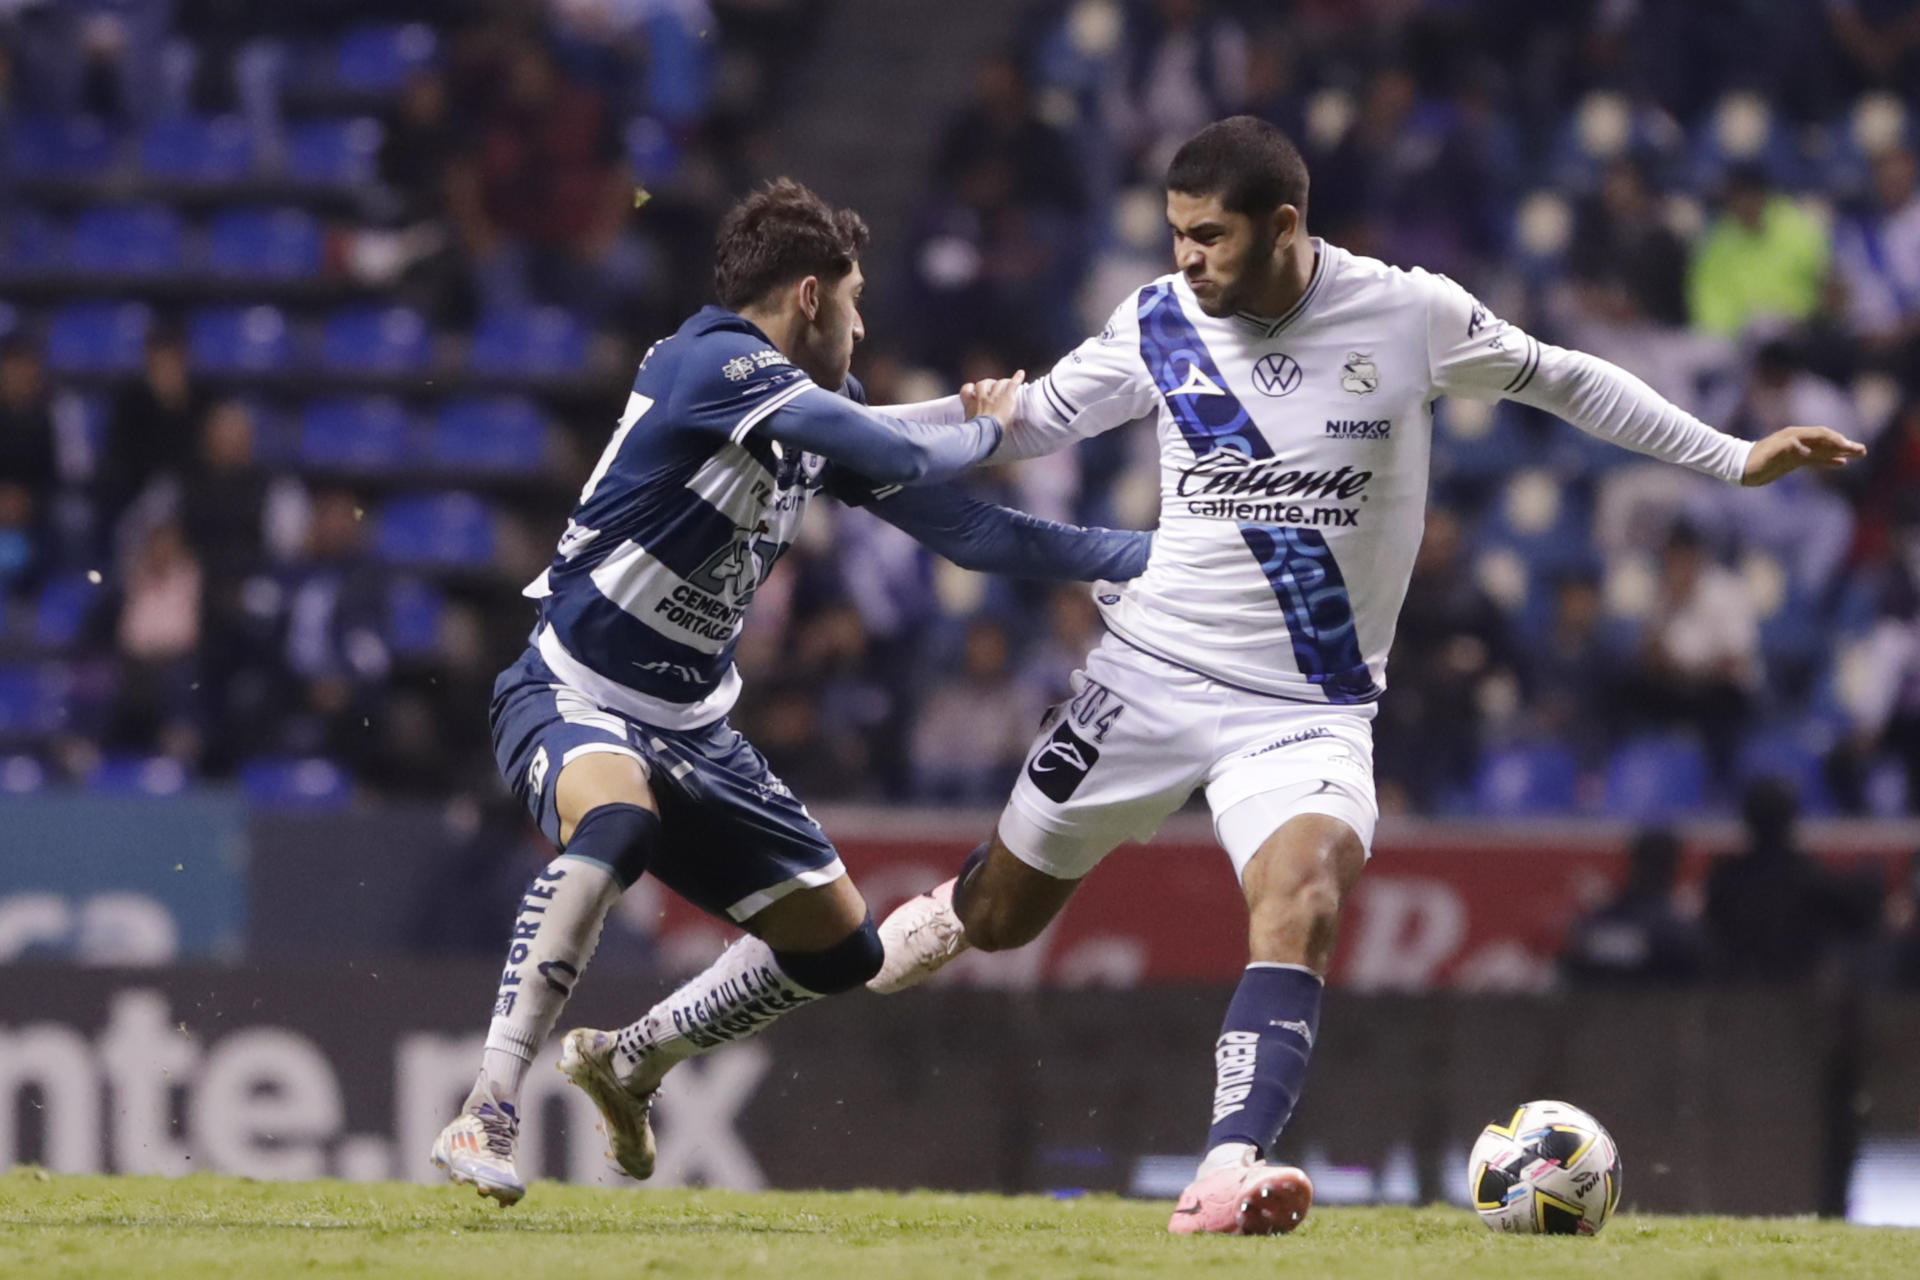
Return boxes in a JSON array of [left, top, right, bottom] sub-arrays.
[[5, 1171, 1918, 1279]]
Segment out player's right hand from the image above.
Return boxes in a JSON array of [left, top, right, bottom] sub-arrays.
[[961, 370, 1027, 425]]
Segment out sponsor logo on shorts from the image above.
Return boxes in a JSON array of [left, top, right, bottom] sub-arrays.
[[1243, 726, 1333, 759], [527, 746, 550, 797], [1026, 722, 1101, 803]]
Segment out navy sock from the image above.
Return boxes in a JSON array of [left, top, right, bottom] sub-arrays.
[[1205, 963, 1323, 1156]]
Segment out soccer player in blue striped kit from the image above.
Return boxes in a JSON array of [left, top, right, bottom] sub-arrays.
[[869, 117, 1866, 1235], [431, 179, 1153, 1204]]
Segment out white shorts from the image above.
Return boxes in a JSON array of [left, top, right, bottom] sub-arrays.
[[997, 634, 1379, 881]]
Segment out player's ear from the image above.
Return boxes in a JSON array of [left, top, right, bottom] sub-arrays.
[[796, 275, 821, 323], [1274, 203, 1300, 247]]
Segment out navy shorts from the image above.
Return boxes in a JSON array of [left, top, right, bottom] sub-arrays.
[[490, 646, 843, 923]]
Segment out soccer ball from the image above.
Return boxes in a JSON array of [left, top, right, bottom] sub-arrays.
[[1467, 1100, 1622, 1235]]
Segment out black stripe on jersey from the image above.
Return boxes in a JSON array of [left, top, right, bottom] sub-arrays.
[[1503, 336, 1541, 394], [1040, 377, 1078, 421], [1265, 248, 1329, 338]]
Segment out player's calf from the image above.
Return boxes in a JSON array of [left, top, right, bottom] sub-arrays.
[[951, 837, 1078, 952], [612, 921, 881, 1093], [1181, 815, 1364, 1208]]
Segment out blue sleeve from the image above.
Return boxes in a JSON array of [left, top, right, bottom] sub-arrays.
[[865, 482, 1153, 581], [756, 386, 1004, 486]]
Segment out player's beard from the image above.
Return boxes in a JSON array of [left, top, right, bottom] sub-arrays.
[[1205, 230, 1279, 318]]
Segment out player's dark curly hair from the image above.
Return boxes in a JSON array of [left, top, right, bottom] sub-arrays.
[[713, 178, 870, 310], [1167, 116, 1311, 220]]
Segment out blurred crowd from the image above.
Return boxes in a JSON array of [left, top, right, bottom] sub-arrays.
[[7, 0, 1920, 820], [1559, 780, 1920, 990], [828, 0, 1920, 818]]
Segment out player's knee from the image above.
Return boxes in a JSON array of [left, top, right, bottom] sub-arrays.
[[1248, 876, 1344, 967], [773, 914, 884, 995], [1247, 841, 1354, 965], [561, 801, 660, 889]]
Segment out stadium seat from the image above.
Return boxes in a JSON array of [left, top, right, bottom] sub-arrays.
[[376, 492, 496, 568], [139, 115, 254, 182], [1479, 470, 1594, 577], [322, 305, 431, 374], [0, 209, 62, 273], [0, 754, 47, 794], [1736, 725, 1835, 815], [68, 205, 184, 275], [90, 755, 190, 797], [1603, 735, 1709, 819], [6, 114, 116, 179], [207, 207, 324, 280], [34, 574, 101, 649], [244, 402, 300, 467], [301, 397, 413, 470], [387, 577, 444, 657], [0, 665, 61, 736], [625, 116, 682, 184], [1432, 400, 1542, 486], [283, 118, 384, 185], [46, 301, 151, 374], [189, 305, 294, 374], [431, 397, 547, 472], [1687, 91, 1808, 192], [335, 23, 439, 92], [1473, 743, 1580, 816], [240, 757, 353, 810], [468, 308, 588, 378], [52, 390, 110, 462]]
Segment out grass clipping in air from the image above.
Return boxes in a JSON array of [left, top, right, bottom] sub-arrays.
[[3, 1171, 1917, 1279]]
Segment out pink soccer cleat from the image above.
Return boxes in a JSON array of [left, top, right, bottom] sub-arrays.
[[1167, 1161, 1314, 1236]]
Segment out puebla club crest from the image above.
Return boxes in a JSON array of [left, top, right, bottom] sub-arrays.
[[1341, 351, 1379, 395]]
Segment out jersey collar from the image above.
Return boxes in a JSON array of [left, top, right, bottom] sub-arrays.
[[1231, 239, 1329, 340]]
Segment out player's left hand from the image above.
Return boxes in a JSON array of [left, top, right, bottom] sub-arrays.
[[1741, 425, 1866, 486]]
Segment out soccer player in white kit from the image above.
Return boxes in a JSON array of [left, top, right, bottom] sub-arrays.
[[869, 117, 1864, 1236]]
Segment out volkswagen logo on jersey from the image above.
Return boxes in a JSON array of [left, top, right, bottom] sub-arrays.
[[1026, 721, 1100, 802], [1252, 353, 1303, 397]]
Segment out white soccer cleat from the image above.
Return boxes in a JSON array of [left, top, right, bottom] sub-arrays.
[[430, 1088, 525, 1206], [867, 877, 972, 994], [559, 1027, 659, 1181]]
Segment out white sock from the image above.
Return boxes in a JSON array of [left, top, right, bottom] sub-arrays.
[[1197, 1141, 1259, 1180], [612, 933, 821, 1092], [478, 855, 622, 1109]]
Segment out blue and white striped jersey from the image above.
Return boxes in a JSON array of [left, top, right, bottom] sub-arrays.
[[526, 306, 912, 729]]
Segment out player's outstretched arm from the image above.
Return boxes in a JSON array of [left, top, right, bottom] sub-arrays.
[[866, 482, 1152, 581], [1512, 344, 1867, 485], [1739, 425, 1867, 486], [758, 379, 1016, 485], [1424, 274, 1867, 485]]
